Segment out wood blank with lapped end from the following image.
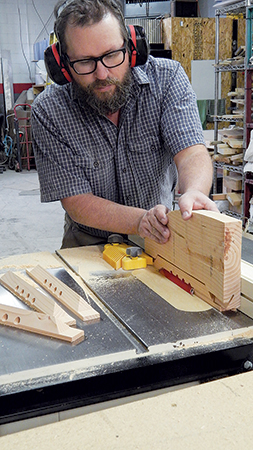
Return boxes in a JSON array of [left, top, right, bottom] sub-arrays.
[[145, 210, 242, 311], [0, 271, 76, 326], [0, 304, 84, 344], [27, 265, 100, 323]]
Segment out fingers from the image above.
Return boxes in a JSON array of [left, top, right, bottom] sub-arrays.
[[178, 190, 220, 220], [138, 205, 170, 244]]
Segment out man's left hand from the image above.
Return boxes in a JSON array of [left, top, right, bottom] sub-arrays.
[[178, 190, 219, 220]]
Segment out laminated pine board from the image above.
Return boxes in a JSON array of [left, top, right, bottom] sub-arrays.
[[145, 210, 242, 311]]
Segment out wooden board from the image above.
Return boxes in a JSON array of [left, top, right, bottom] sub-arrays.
[[145, 210, 242, 311], [0, 271, 76, 326], [241, 260, 253, 301], [0, 304, 84, 344], [27, 265, 100, 323]]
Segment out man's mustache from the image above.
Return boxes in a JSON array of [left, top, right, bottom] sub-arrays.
[[90, 78, 120, 89]]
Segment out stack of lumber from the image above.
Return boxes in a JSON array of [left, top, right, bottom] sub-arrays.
[[213, 126, 244, 165]]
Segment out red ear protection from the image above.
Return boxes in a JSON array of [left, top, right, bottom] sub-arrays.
[[127, 24, 149, 68], [44, 25, 149, 85], [44, 42, 72, 85]]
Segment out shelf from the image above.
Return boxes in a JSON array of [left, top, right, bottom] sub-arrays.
[[215, 63, 245, 72], [221, 210, 243, 220], [215, 1, 247, 16], [214, 161, 244, 173], [213, 115, 244, 122]]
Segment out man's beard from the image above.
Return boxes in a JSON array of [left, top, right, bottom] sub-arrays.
[[74, 68, 132, 116]]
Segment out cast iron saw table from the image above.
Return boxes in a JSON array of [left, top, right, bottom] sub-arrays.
[[0, 237, 253, 425]]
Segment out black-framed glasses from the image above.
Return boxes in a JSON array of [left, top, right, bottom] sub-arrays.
[[65, 44, 127, 75]]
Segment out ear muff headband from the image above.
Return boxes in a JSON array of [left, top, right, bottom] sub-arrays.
[[44, 25, 149, 85], [127, 24, 149, 68], [51, 43, 72, 82], [128, 24, 137, 68]]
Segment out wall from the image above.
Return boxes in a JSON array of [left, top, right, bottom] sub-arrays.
[[0, 0, 55, 104], [0, 0, 219, 114]]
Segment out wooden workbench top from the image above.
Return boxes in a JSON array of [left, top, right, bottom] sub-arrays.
[[1, 370, 253, 449]]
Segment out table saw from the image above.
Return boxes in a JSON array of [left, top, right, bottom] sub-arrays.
[[0, 233, 253, 426]]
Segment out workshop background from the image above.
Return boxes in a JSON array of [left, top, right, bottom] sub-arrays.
[[0, 0, 252, 259], [2, 2, 253, 447]]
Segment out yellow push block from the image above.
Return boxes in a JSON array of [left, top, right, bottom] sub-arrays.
[[103, 239, 153, 270], [122, 255, 147, 270], [103, 243, 128, 270]]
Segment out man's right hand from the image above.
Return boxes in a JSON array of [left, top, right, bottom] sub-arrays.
[[137, 205, 170, 244]]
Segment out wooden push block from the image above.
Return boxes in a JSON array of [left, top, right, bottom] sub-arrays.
[[145, 210, 242, 311]]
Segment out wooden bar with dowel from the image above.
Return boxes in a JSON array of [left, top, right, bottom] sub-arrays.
[[0, 304, 84, 344], [0, 271, 76, 326], [27, 265, 100, 323], [145, 210, 242, 311]]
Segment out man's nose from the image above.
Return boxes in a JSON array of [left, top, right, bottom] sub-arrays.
[[95, 60, 109, 79]]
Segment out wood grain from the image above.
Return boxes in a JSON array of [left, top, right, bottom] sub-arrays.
[[145, 210, 242, 311], [27, 265, 100, 323], [0, 271, 76, 326], [0, 304, 84, 344]]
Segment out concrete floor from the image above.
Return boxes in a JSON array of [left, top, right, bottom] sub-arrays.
[[0, 168, 65, 258]]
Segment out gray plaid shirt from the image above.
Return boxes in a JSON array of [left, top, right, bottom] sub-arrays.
[[32, 56, 205, 238]]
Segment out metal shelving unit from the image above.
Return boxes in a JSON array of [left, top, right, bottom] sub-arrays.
[[213, 0, 250, 220], [244, 5, 253, 221]]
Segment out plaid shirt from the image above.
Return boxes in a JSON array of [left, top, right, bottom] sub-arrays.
[[32, 56, 205, 238]]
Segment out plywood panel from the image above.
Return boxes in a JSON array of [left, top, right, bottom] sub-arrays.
[[161, 17, 244, 101]]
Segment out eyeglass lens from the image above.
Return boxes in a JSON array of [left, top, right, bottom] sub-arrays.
[[73, 48, 126, 75]]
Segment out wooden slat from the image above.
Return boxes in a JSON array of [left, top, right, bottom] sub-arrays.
[[241, 260, 253, 301], [0, 271, 76, 326], [27, 265, 100, 323], [145, 210, 242, 311], [0, 304, 84, 344]]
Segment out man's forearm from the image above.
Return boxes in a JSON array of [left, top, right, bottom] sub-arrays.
[[61, 193, 146, 235], [174, 144, 213, 196]]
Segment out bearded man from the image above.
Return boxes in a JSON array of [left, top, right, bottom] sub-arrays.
[[31, 0, 218, 248]]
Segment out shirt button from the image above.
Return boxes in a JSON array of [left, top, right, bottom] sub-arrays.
[[126, 195, 132, 202], [150, 145, 155, 151], [122, 167, 127, 173], [93, 161, 99, 169]]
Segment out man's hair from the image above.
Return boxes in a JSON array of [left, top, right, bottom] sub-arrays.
[[54, 0, 128, 54]]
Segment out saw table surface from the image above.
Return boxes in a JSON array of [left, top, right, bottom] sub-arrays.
[[0, 236, 253, 424]]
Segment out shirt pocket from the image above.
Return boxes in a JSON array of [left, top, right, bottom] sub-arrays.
[[73, 152, 117, 198], [127, 135, 166, 184]]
